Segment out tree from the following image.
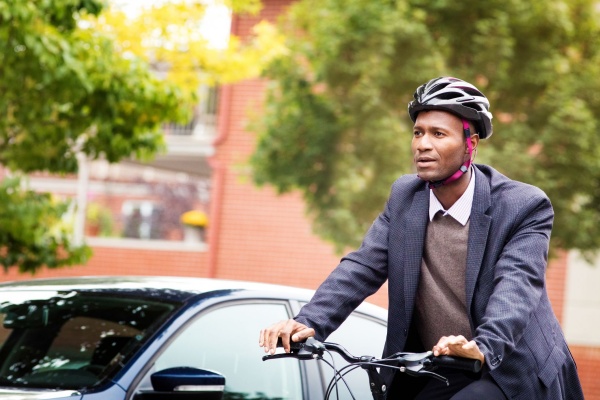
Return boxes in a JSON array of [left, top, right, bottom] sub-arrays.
[[0, 0, 283, 273], [93, 0, 286, 98], [251, 0, 600, 258], [0, 0, 185, 272]]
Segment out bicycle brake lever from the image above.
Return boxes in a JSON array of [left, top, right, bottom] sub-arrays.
[[402, 351, 433, 362], [262, 352, 314, 361], [392, 351, 432, 373], [406, 368, 450, 386]]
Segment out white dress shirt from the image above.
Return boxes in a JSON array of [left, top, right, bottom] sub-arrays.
[[428, 168, 475, 226]]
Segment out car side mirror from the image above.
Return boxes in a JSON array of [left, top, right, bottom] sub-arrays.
[[134, 367, 225, 400]]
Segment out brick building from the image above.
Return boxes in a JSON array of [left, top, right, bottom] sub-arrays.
[[1, 0, 598, 397]]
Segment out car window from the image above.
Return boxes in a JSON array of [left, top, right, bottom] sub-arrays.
[[320, 312, 387, 399], [33, 316, 141, 371], [149, 302, 303, 399], [0, 292, 177, 390]]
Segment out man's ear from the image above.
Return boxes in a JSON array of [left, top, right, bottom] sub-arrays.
[[468, 133, 480, 153]]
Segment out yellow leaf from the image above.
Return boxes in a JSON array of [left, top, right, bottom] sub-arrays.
[[85, 0, 287, 97]]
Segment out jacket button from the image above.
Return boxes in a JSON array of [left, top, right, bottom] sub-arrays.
[[403, 329, 408, 336]]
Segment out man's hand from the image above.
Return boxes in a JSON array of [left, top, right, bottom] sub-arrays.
[[259, 319, 315, 355], [432, 335, 485, 364]]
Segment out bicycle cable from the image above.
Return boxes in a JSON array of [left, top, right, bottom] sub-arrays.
[[320, 349, 356, 400], [324, 363, 361, 400]]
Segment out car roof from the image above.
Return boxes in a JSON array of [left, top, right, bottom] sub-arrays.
[[0, 276, 314, 302], [0, 276, 387, 319], [0, 275, 306, 293]]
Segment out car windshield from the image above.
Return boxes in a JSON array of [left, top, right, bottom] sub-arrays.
[[0, 289, 178, 390]]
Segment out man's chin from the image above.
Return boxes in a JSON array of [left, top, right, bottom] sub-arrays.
[[417, 172, 440, 182]]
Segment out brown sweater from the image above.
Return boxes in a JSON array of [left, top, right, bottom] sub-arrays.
[[414, 212, 472, 350]]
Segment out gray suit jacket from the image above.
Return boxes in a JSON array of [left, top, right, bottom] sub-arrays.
[[295, 164, 583, 399]]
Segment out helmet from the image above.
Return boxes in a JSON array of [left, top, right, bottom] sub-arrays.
[[408, 77, 493, 139]]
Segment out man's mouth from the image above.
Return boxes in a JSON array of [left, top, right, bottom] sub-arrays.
[[416, 157, 436, 165]]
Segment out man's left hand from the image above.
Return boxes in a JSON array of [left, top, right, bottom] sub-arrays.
[[432, 335, 485, 364]]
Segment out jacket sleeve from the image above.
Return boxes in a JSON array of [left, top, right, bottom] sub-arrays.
[[473, 189, 554, 370], [294, 192, 393, 341]]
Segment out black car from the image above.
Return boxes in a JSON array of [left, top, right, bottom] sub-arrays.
[[0, 276, 387, 399]]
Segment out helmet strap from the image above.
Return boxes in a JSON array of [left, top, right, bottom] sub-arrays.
[[427, 119, 473, 189]]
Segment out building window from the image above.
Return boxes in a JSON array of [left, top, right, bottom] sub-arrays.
[[122, 201, 163, 240]]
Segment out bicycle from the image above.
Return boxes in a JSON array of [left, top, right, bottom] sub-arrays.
[[263, 337, 482, 400]]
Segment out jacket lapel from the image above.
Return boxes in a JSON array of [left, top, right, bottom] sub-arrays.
[[404, 187, 429, 320], [465, 167, 492, 314]]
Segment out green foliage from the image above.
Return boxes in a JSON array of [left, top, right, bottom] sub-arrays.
[[0, 0, 188, 272], [0, 177, 92, 273], [0, 0, 187, 173], [251, 0, 600, 255], [86, 203, 115, 237]]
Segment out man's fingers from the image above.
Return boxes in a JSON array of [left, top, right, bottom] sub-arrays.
[[433, 346, 450, 356], [432, 335, 449, 356], [431, 336, 484, 363], [433, 335, 468, 356], [279, 330, 291, 354], [461, 340, 476, 350], [446, 335, 467, 346], [291, 327, 315, 343], [258, 329, 264, 347], [279, 320, 303, 353], [258, 320, 286, 354], [259, 326, 276, 347], [259, 320, 312, 355]]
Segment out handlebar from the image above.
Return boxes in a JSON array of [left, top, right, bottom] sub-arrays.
[[265, 337, 482, 374], [263, 337, 482, 399], [431, 354, 483, 374]]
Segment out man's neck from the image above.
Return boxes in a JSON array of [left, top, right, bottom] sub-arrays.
[[432, 169, 472, 210]]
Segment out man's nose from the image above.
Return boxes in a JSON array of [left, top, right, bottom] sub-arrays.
[[415, 133, 433, 150]]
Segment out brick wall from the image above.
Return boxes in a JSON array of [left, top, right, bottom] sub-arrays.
[[0, 242, 209, 282], [546, 250, 568, 324], [546, 252, 598, 399], [571, 345, 600, 400], [206, 0, 389, 307]]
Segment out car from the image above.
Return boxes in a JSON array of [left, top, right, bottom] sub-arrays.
[[0, 276, 388, 399]]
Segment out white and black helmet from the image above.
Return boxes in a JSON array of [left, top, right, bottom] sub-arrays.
[[408, 77, 493, 139]]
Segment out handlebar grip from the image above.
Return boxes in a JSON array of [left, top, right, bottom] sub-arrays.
[[432, 356, 482, 373], [276, 337, 305, 351]]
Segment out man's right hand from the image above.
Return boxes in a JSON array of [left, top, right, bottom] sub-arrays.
[[259, 319, 316, 355]]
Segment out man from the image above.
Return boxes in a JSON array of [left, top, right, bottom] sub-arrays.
[[259, 77, 584, 399]]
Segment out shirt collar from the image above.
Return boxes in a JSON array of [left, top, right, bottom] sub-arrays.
[[429, 168, 476, 226]]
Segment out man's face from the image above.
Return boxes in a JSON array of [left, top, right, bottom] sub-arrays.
[[411, 110, 470, 183]]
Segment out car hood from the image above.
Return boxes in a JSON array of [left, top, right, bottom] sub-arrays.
[[0, 388, 80, 399]]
